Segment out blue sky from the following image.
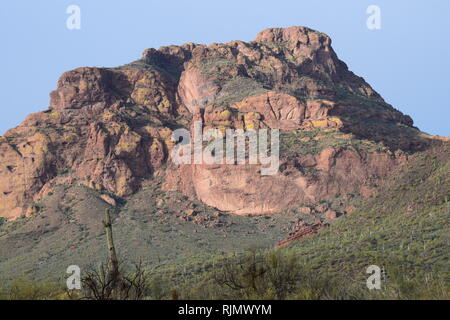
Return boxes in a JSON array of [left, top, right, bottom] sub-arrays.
[[1, 0, 449, 136]]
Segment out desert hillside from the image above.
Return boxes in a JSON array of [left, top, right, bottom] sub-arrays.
[[0, 27, 448, 295]]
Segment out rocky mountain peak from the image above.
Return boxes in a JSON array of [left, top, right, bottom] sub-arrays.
[[0, 26, 445, 219], [255, 26, 332, 47]]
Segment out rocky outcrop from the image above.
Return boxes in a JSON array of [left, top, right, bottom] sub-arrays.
[[0, 26, 443, 219], [277, 221, 328, 247], [163, 147, 403, 215]]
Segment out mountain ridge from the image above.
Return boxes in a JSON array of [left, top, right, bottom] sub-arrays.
[[1, 26, 445, 221], [0, 27, 448, 291]]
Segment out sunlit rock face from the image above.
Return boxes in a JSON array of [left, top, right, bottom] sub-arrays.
[[0, 26, 437, 219]]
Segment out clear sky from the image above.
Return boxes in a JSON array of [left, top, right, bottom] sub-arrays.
[[1, 0, 449, 136]]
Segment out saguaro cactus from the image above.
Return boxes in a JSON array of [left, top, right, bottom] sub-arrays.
[[82, 209, 149, 299], [103, 209, 120, 294]]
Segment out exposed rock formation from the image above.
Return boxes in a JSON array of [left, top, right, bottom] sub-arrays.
[[277, 221, 328, 247], [0, 26, 443, 219]]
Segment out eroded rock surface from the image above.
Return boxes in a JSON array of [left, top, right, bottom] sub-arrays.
[[0, 26, 443, 219]]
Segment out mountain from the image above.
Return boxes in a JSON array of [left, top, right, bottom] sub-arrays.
[[149, 142, 450, 299], [0, 26, 448, 286]]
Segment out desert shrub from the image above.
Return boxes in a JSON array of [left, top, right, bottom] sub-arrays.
[[81, 260, 151, 300], [174, 249, 450, 300], [0, 278, 63, 300], [209, 250, 346, 299]]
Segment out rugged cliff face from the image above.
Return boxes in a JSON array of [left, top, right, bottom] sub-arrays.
[[0, 26, 443, 219]]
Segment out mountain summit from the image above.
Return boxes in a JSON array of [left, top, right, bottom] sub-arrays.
[[0, 26, 445, 219]]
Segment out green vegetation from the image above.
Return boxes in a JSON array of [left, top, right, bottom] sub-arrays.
[[0, 279, 64, 300], [0, 144, 449, 300], [212, 77, 267, 107], [199, 57, 237, 78], [143, 144, 449, 299], [145, 250, 448, 300], [279, 129, 384, 158]]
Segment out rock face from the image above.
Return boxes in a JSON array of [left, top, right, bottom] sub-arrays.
[[0, 26, 442, 219]]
